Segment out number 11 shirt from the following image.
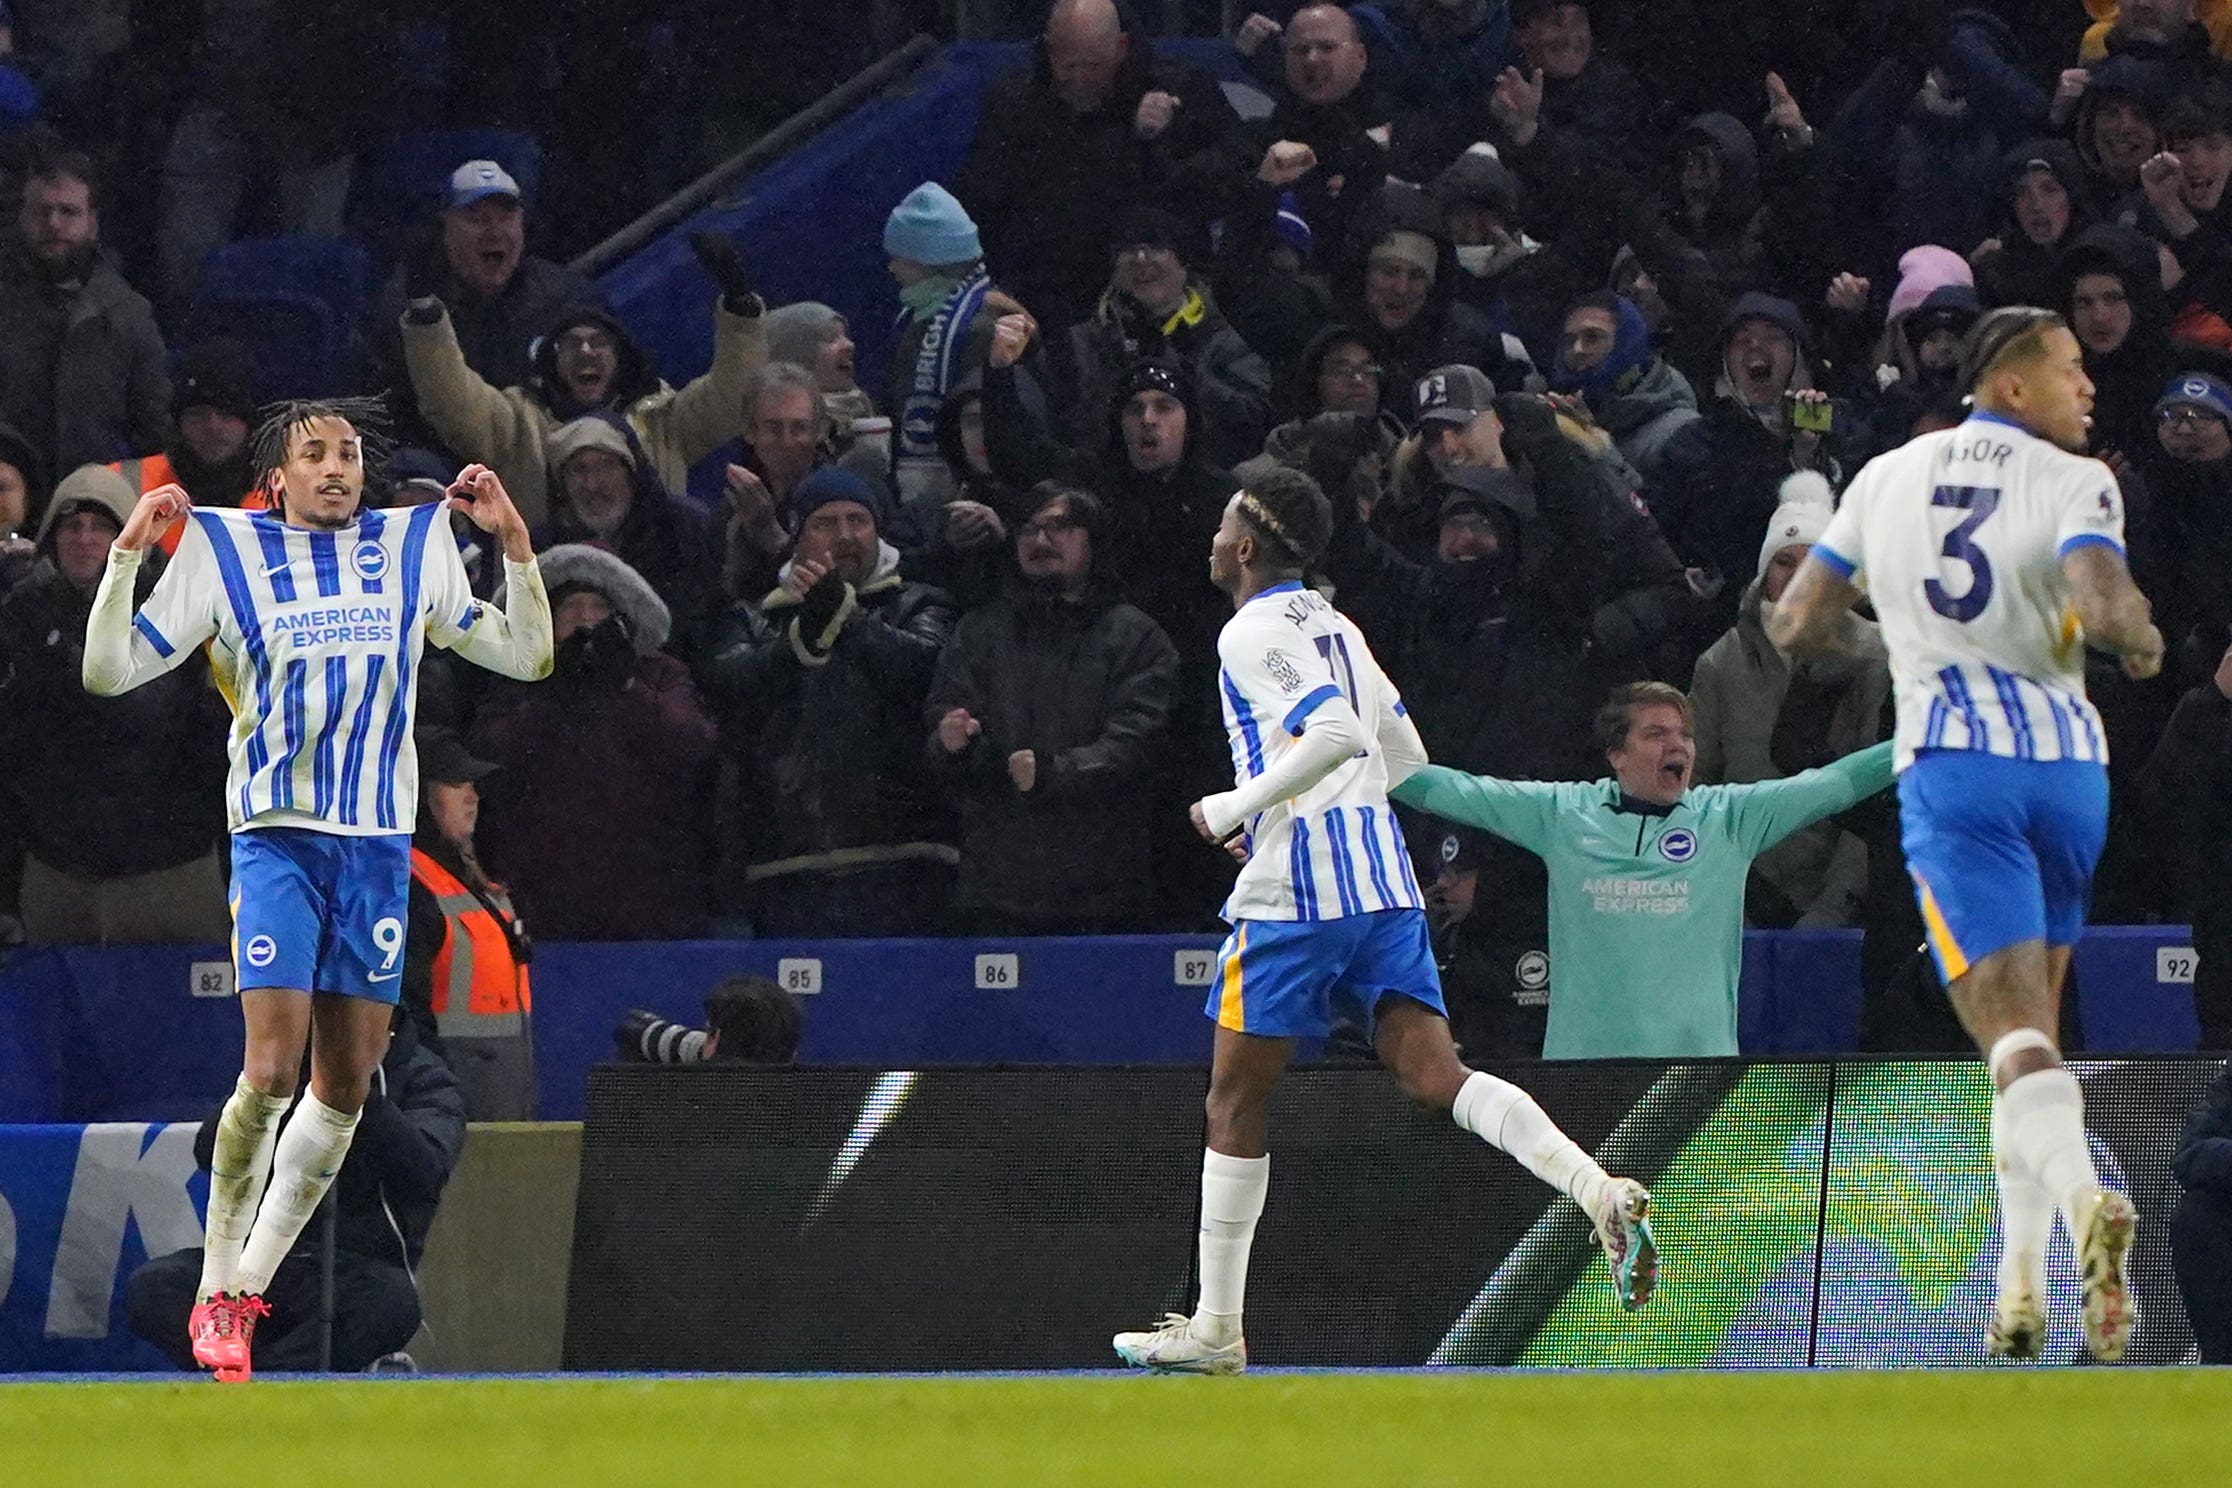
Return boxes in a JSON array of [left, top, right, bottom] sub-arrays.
[[1214, 581, 1425, 924]]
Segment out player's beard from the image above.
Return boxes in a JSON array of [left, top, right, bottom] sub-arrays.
[[285, 491, 361, 530]]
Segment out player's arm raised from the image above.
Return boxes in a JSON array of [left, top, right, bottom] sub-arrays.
[[439, 464, 555, 682], [82, 484, 219, 696], [2062, 543, 2163, 679]]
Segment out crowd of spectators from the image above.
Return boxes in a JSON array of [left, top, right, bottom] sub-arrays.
[[2, 0, 2231, 1055]]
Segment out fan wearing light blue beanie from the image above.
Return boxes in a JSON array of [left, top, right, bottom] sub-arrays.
[[883, 181, 1025, 508], [885, 183, 983, 277]]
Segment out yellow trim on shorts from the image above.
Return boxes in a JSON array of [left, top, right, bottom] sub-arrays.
[[1914, 873, 1971, 983], [1218, 926, 1248, 1032]]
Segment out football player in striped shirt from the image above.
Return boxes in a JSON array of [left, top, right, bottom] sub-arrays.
[[1770, 307, 2164, 1362], [83, 398, 554, 1379], [1113, 467, 1656, 1375]]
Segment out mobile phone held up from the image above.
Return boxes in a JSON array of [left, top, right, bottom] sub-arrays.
[[1784, 391, 1844, 436]]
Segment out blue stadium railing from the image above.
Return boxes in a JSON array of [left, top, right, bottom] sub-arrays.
[[0, 926, 2203, 1124], [583, 39, 1254, 399]]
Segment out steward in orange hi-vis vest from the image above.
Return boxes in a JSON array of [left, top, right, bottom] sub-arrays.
[[408, 846, 535, 1118]]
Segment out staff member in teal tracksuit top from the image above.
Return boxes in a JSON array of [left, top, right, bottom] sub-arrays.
[[1393, 681, 1896, 1058]]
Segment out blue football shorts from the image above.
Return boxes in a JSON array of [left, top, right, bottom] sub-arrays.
[[1205, 908, 1448, 1039], [230, 827, 413, 1003], [1897, 749, 2109, 984]]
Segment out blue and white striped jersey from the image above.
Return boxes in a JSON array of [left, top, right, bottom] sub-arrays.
[[1216, 581, 1426, 922], [1814, 413, 2125, 771], [85, 502, 552, 835]]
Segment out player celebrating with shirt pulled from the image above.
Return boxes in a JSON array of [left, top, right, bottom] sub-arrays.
[[83, 399, 554, 1380], [1768, 306, 2162, 1363], [1112, 469, 1656, 1376]]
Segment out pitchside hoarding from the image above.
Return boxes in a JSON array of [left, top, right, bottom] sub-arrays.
[[565, 1060, 2214, 1370]]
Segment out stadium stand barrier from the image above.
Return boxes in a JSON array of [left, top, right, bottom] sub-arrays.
[[7, 1056, 2209, 1374], [559, 1059, 2214, 1372], [582, 40, 1255, 393], [0, 928, 2204, 1125]]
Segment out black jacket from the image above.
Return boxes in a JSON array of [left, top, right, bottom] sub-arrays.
[[0, 562, 229, 877], [2129, 448, 2232, 674], [1439, 128, 1624, 369], [2061, 224, 2179, 462], [1045, 287, 1273, 473], [955, 20, 1237, 330], [705, 546, 957, 869], [1627, 114, 1834, 379], [980, 359, 1232, 684], [1333, 186, 1528, 410], [2139, 680, 2232, 918], [192, 1023, 465, 1268], [2176, 1062, 2232, 1197], [1973, 139, 2093, 310], [1220, 87, 1404, 280], [1326, 412, 1694, 785], [1654, 395, 1841, 646], [925, 584, 1178, 925], [2133, 682, 2232, 1044], [0, 247, 171, 478], [1540, 54, 1652, 175]]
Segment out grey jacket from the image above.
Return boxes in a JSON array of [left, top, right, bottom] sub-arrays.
[[1597, 356, 1702, 485], [0, 250, 170, 477], [1690, 578, 1891, 927]]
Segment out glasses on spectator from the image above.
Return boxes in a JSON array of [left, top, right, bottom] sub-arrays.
[[1322, 360, 1383, 384], [1020, 514, 1082, 540], [555, 330, 615, 355], [2160, 406, 2224, 429]]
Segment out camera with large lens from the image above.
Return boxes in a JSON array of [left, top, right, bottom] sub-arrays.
[[612, 1008, 709, 1064]]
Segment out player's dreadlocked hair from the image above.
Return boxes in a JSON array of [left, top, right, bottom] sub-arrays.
[[249, 396, 397, 515], [1235, 465, 1333, 573], [1959, 306, 2068, 399]]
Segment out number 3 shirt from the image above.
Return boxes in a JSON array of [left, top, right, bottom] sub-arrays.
[[1813, 411, 2124, 771]]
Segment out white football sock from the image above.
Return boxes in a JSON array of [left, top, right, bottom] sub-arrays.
[[197, 1077, 288, 1302], [233, 1091, 359, 1298], [1989, 1100, 2053, 1298], [1453, 1070, 1610, 1215], [1996, 1066, 2100, 1237], [1191, 1148, 1268, 1347]]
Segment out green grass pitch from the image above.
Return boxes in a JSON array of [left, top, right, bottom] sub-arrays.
[[5, 1369, 2224, 1485]]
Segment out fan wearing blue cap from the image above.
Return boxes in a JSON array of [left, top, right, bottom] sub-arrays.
[[2155, 370, 2232, 464], [756, 466, 906, 661], [2139, 367, 2232, 664], [376, 152, 602, 431]]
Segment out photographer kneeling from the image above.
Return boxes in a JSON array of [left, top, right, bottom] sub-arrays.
[[613, 974, 804, 1064]]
